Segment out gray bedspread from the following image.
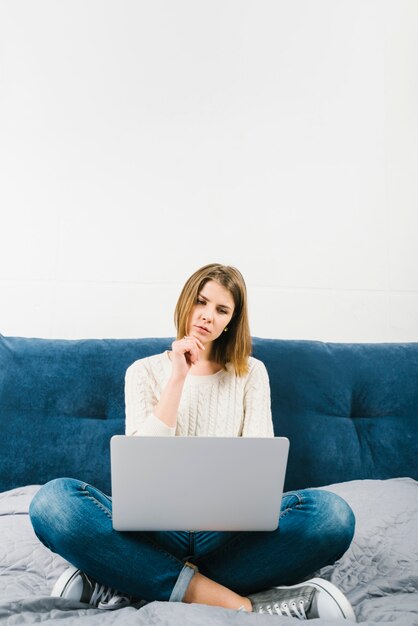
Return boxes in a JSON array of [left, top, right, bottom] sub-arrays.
[[0, 478, 417, 625]]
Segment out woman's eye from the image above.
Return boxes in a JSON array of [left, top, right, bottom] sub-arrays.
[[196, 298, 227, 314]]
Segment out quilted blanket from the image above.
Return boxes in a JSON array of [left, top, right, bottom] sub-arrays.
[[0, 478, 417, 625]]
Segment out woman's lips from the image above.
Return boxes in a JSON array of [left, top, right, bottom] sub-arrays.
[[195, 325, 210, 334]]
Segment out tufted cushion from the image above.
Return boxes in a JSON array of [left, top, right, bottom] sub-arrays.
[[1, 334, 417, 494], [252, 338, 418, 490], [0, 335, 171, 493]]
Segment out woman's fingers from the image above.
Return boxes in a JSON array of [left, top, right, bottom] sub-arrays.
[[184, 337, 199, 363], [171, 335, 205, 367], [182, 336, 205, 363], [195, 337, 205, 351], [169, 335, 205, 376], [185, 336, 205, 352]]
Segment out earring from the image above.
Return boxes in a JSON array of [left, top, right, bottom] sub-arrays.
[[224, 327, 228, 332]]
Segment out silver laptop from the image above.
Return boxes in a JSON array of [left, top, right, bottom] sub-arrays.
[[110, 436, 289, 532]]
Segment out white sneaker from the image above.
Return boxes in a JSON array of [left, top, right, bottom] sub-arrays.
[[51, 565, 136, 610], [248, 577, 356, 621]]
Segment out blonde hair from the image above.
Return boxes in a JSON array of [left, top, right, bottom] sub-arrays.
[[174, 263, 251, 376]]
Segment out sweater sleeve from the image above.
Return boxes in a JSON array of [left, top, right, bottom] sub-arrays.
[[241, 359, 274, 437], [124, 361, 176, 437]]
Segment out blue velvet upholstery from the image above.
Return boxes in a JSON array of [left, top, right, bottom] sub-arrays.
[[1, 334, 417, 494]]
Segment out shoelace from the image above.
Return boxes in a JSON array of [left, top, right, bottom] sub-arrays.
[[257, 599, 307, 619], [89, 582, 132, 610]]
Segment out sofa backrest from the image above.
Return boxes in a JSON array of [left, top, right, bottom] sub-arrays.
[[254, 338, 418, 490], [1, 334, 417, 493]]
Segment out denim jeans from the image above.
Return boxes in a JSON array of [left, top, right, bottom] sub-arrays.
[[29, 478, 355, 603]]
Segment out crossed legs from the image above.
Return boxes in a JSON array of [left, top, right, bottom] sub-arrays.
[[29, 478, 355, 608]]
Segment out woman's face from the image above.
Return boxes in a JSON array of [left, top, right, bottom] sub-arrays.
[[187, 280, 235, 347]]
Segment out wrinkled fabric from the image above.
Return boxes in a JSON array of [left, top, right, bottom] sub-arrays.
[[1, 478, 417, 625]]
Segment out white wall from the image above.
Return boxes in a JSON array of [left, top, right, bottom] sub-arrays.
[[0, 0, 417, 342]]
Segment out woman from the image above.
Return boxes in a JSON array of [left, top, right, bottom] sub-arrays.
[[29, 263, 356, 620]]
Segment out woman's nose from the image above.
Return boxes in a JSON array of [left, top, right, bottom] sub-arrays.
[[202, 310, 213, 321]]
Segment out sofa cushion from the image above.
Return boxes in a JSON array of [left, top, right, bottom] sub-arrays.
[[0, 335, 171, 493], [252, 338, 418, 490]]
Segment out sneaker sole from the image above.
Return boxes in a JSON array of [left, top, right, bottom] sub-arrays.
[[304, 577, 357, 622], [51, 565, 80, 598]]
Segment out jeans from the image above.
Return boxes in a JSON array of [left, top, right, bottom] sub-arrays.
[[29, 478, 355, 603]]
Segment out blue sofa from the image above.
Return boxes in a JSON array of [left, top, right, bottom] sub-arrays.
[[0, 333, 417, 626]]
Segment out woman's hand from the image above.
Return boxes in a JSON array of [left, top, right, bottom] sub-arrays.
[[170, 336, 205, 378]]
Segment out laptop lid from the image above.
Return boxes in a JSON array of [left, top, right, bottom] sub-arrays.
[[110, 436, 289, 532]]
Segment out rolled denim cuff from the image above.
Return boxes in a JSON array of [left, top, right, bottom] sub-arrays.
[[169, 561, 199, 602]]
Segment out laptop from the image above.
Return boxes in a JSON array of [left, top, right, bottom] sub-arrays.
[[110, 435, 289, 532]]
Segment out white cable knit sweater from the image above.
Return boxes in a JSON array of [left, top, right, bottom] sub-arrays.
[[125, 350, 274, 438]]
